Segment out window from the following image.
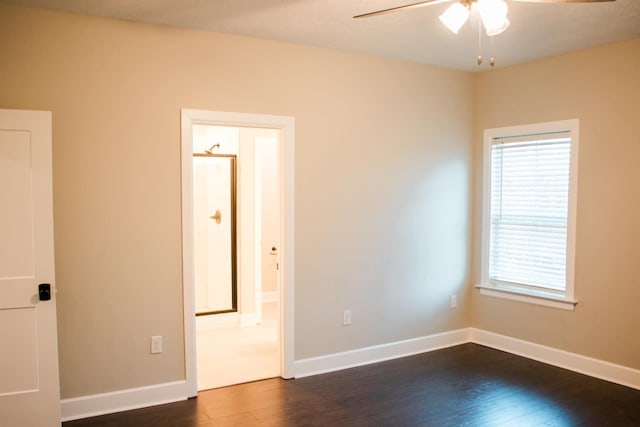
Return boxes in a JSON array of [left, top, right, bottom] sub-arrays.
[[478, 120, 579, 310]]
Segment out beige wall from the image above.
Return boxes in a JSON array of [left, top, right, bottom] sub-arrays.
[[0, 4, 474, 398], [472, 39, 640, 370], [2, 0, 637, 405]]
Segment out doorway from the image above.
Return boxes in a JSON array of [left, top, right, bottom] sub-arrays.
[[181, 110, 295, 396], [193, 125, 278, 390]]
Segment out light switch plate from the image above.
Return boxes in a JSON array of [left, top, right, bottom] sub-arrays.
[[151, 335, 163, 354]]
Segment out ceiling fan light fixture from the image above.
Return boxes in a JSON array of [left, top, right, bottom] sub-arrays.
[[477, 0, 510, 36], [483, 15, 510, 36], [439, 3, 470, 34]]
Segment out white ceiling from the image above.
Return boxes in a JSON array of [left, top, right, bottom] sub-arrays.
[[5, 0, 640, 71]]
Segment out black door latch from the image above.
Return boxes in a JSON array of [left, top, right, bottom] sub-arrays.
[[39, 283, 51, 301]]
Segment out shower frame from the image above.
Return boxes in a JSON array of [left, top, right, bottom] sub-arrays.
[[194, 152, 238, 316]]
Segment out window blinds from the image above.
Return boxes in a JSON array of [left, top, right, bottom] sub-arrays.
[[489, 132, 571, 291]]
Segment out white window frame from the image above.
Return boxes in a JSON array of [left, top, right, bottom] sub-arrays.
[[477, 119, 579, 311]]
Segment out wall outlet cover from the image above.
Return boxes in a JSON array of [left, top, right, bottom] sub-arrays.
[[342, 310, 352, 326], [151, 336, 163, 354]]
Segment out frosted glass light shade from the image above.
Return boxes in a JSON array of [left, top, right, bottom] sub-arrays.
[[478, 0, 510, 36], [439, 3, 470, 34], [482, 14, 510, 36]]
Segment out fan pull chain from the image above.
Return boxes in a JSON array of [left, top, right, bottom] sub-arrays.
[[478, 21, 497, 68], [477, 20, 483, 65], [490, 35, 495, 67]]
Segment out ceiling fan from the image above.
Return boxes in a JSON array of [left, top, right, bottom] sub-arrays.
[[354, 0, 615, 66]]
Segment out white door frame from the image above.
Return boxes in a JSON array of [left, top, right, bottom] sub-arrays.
[[180, 109, 295, 395]]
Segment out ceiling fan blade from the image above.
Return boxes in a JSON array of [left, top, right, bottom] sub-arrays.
[[513, 0, 614, 3], [353, 0, 451, 19]]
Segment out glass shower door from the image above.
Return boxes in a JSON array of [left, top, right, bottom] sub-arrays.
[[193, 154, 237, 315]]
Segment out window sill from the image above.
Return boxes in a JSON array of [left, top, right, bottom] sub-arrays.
[[475, 283, 577, 311]]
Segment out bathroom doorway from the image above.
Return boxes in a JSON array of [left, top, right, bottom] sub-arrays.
[[194, 124, 279, 390], [181, 110, 294, 394]]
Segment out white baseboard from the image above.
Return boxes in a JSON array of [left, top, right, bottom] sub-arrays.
[[470, 328, 640, 390], [294, 327, 640, 391], [61, 380, 192, 422], [62, 327, 640, 422], [294, 328, 469, 378], [262, 291, 279, 302]]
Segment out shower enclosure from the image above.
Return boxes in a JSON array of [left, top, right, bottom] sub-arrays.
[[193, 153, 237, 315]]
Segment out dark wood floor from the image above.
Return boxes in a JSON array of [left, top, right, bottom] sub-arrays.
[[64, 343, 640, 426]]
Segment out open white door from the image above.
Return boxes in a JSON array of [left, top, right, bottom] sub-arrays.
[[0, 109, 61, 426]]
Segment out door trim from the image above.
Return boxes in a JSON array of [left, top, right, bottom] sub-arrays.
[[180, 109, 295, 396]]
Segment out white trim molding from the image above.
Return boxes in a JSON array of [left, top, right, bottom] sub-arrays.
[[180, 109, 296, 393], [470, 328, 640, 390], [262, 291, 279, 302], [61, 381, 190, 422], [62, 327, 640, 421], [294, 329, 469, 378], [480, 119, 580, 309], [295, 328, 640, 391], [476, 285, 577, 311]]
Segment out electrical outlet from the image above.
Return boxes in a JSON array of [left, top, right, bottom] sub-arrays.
[[342, 310, 352, 326], [151, 336, 163, 354], [450, 295, 457, 309]]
